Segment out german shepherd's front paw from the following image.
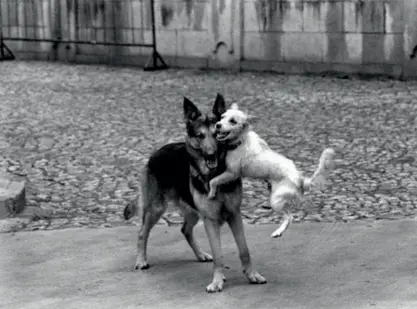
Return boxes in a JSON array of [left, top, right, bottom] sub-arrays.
[[206, 275, 225, 293], [245, 270, 267, 284], [196, 251, 213, 262]]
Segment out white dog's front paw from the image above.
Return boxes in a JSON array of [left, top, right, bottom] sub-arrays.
[[207, 189, 216, 199]]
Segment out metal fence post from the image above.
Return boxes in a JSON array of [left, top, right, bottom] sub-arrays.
[[0, 0, 15, 61]]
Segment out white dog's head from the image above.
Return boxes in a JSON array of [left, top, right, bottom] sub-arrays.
[[215, 103, 251, 142]]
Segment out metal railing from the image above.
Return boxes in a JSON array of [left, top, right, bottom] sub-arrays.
[[0, 0, 167, 70]]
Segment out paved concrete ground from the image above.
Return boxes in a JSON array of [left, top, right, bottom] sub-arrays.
[[0, 61, 416, 232], [2, 220, 417, 309]]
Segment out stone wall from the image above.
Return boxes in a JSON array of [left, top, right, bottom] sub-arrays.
[[1, 0, 417, 77]]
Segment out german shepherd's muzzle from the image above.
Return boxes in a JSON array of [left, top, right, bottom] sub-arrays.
[[124, 94, 266, 293]]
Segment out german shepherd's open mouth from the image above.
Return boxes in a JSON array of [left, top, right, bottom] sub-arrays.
[[205, 154, 218, 169]]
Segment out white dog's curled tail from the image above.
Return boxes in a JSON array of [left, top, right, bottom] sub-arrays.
[[302, 148, 335, 193]]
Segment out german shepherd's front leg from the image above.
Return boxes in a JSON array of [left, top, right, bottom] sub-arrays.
[[203, 218, 226, 293], [208, 171, 239, 199], [227, 212, 267, 284]]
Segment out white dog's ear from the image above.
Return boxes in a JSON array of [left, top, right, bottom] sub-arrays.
[[246, 115, 256, 121], [246, 112, 257, 121], [231, 103, 239, 110]]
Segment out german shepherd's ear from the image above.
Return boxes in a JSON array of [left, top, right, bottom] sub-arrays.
[[183, 97, 202, 121], [212, 93, 226, 119]]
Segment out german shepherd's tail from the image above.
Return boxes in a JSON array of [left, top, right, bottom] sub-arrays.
[[302, 148, 335, 193], [123, 174, 144, 221], [123, 199, 138, 220]]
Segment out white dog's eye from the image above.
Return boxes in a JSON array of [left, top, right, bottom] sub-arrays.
[[229, 118, 237, 125]]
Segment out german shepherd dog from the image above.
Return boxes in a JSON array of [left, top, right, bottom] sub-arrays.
[[124, 94, 266, 293]]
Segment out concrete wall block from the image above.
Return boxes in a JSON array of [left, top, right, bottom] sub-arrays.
[[95, 29, 106, 42], [344, 33, 363, 64], [17, 2, 27, 28], [282, 1, 303, 32], [177, 30, 211, 57], [22, 41, 44, 53], [1, 0, 9, 25], [248, 0, 286, 32], [244, 1, 261, 32], [131, 28, 147, 46], [303, 1, 324, 32], [209, 0, 236, 52], [154, 29, 178, 56], [157, 0, 208, 31], [6, 26, 16, 39], [76, 28, 89, 42], [243, 32, 283, 61], [323, 33, 347, 63], [59, 0, 69, 33], [120, 0, 135, 29], [343, 1, 362, 33], [282, 32, 323, 62], [384, 0, 404, 34], [76, 44, 111, 56], [362, 33, 386, 64], [121, 29, 134, 44], [4, 40, 23, 52], [33, 27, 49, 40], [383, 33, 404, 64], [42, 0, 52, 29], [3, 1, 18, 26], [303, 1, 343, 33], [175, 56, 208, 69], [403, 0, 417, 77], [20, 0, 36, 27], [362, 1, 385, 33], [131, 0, 146, 29], [325, 1, 343, 33], [1, 26, 9, 38]]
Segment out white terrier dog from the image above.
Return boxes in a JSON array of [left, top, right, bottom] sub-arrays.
[[208, 103, 335, 238]]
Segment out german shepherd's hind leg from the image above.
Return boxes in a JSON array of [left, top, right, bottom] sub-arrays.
[[227, 212, 267, 284], [135, 204, 166, 270], [203, 218, 226, 293], [135, 177, 167, 270], [181, 209, 213, 262]]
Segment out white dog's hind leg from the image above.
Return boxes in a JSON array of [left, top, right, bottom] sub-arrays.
[[269, 182, 298, 238], [271, 213, 293, 238], [303, 148, 335, 192]]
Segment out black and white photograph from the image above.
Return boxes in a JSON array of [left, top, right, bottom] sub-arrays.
[[1, 0, 417, 308]]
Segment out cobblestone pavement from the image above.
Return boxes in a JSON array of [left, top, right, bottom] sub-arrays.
[[0, 61, 416, 232]]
